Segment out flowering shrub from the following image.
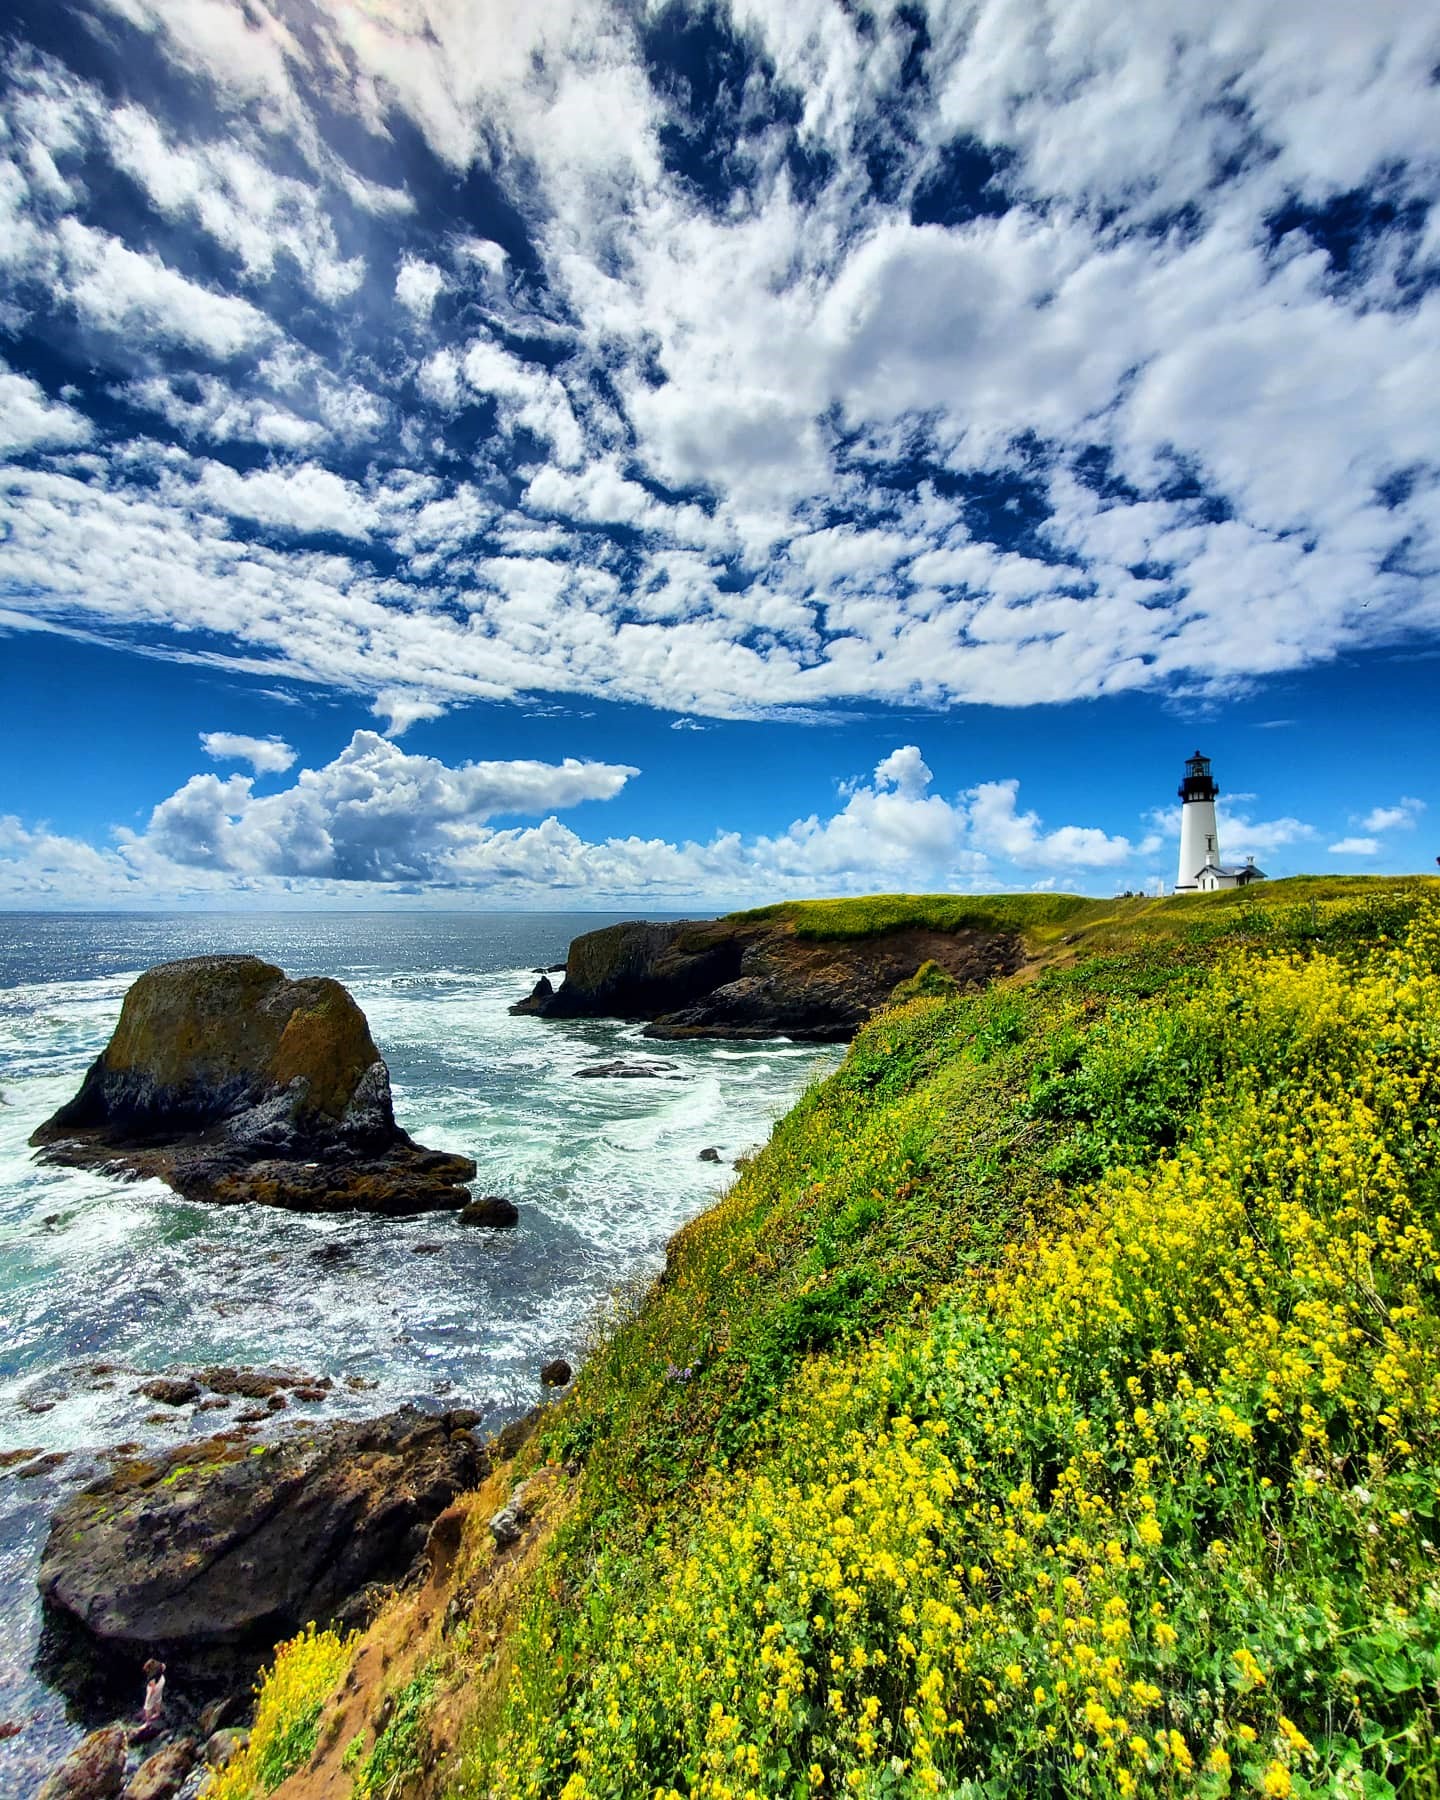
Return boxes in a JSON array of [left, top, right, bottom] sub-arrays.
[[463, 900, 1440, 1800], [205, 1623, 354, 1798]]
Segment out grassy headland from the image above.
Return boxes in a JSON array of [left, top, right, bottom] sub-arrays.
[[229, 876, 1440, 1800]]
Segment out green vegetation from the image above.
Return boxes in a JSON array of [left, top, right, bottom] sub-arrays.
[[207, 1625, 355, 1798], [889, 960, 960, 1005], [440, 882, 1440, 1800], [353, 1663, 441, 1799], [732, 874, 1433, 958]]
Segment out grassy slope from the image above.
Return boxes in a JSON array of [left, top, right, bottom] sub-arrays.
[[229, 877, 1440, 1800]]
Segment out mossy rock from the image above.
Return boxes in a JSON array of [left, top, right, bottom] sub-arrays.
[[890, 959, 960, 1004]]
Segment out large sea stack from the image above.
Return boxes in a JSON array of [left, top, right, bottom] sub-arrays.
[[30, 954, 475, 1212]]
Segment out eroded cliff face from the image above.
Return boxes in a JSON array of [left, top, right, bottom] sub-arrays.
[[513, 918, 1024, 1040]]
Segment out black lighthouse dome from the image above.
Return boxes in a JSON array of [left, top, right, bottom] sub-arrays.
[[1179, 750, 1219, 803]]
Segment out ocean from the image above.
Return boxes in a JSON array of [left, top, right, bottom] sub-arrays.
[[0, 912, 839, 1790]]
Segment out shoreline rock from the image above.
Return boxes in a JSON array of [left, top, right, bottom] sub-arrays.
[[36, 1407, 486, 1706], [512, 918, 1025, 1040], [30, 955, 475, 1213]]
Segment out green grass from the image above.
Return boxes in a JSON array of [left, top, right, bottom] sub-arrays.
[[728, 875, 1437, 956]]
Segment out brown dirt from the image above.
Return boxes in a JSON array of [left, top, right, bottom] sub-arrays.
[[273, 1462, 571, 1800]]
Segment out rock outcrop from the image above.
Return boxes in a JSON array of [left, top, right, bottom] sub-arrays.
[[31, 955, 475, 1213], [38, 1408, 486, 1698], [512, 918, 1023, 1041]]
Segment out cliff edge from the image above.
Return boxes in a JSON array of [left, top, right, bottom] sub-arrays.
[[511, 914, 1026, 1040]]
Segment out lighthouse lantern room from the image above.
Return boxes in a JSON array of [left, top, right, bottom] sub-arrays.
[[1174, 751, 1267, 894]]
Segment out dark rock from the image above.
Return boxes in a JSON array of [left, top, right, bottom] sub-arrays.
[[698, 1146, 722, 1162], [16, 1452, 69, 1479], [265, 1393, 288, 1411], [509, 974, 554, 1015], [30, 954, 476, 1214], [0, 1720, 22, 1740], [307, 1240, 356, 1265], [540, 1359, 572, 1388], [196, 1398, 229, 1412], [445, 1408, 482, 1431], [289, 1386, 328, 1404], [136, 1379, 200, 1407], [203, 1728, 249, 1766], [37, 1408, 484, 1699], [122, 1738, 196, 1800], [196, 1695, 243, 1739], [411, 1241, 444, 1255], [512, 916, 1027, 1042], [574, 1059, 686, 1080], [458, 1196, 519, 1228], [35, 1725, 127, 1800], [0, 1446, 45, 1469], [493, 1405, 543, 1462]]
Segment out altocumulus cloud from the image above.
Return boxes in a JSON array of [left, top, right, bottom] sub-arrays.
[[0, 741, 1197, 905], [0, 0, 1435, 725], [200, 732, 297, 775]]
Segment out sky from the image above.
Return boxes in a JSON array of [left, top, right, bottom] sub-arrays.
[[0, 0, 1437, 911]]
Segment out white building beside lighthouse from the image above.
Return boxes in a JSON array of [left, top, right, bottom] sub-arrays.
[[1174, 751, 1266, 893]]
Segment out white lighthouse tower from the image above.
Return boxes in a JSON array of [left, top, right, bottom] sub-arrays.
[[1175, 750, 1221, 892], [1174, 750, 1266, 893]]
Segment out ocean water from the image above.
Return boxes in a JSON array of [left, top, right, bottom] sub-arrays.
[[0, 912, 839, 1790]]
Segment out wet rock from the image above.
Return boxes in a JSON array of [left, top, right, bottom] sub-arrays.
[[411, 1241, 444, 1255], [16, 1452, 69, 1479], [136, 1379, 200, 1407], [121, 1738, 195, 1800], [540, 1359, 572, 1388], [203, 1728, 249, 1766], [445, 1407, 482, 1431], [30, 954, 476, 1214], [0, 1720, 22, 1740], [574, 1059, 686, 1080], [307, 1240, 357, 1265], [697, 1146, 722, 1162], [458, 1196, 519, 1228], [38, 1408, 485, 1698], [35, 1725, 127, 1800], [290, 1385, 328, 1404], [0, 1446, 45, 1469], [509, 974, 554, 1015], [196, 1398, 229, 1413]]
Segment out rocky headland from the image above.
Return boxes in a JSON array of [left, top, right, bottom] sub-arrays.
[[30, 955, 475, 1212], [37, 1407, 487, 1695], [512, 914, 1025, 1040]]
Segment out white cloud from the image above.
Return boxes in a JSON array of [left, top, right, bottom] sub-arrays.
[[1329, 836, 1381, 856], [1360, 797, 1426, 833], [0, 742, 1194, 905], [200, 730, 296, 774], [396, 257, 445, 321], [0, 359, 91, 455], [138, 729, 640, 881], [2, 1, 1439, 731], [965, 778, 1138, 869]]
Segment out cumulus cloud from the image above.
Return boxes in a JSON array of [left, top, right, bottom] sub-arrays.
[[1360, 798, 1426, 833], [1329, 836, 1381, 856], [200, 730, 296, 774], [139, 730, 639, 881], [1, 742, 1190, 905]]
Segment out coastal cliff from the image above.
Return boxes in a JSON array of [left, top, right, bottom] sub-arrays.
[[512, 908, 1027, 1039], [34, 878, 1440, 1800]]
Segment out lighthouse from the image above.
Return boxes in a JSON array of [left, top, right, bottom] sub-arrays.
[[1176, 751, 1220, 891], [1174, 751, 1266, 893]]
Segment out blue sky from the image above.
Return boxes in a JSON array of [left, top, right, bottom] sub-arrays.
[[0, 0, 1436, 909]]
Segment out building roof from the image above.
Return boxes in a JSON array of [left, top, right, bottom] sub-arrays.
[[1193, 860, 1266, 880]]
